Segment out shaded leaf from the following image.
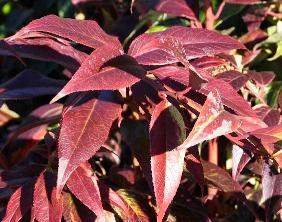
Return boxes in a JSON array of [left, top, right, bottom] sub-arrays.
[[202, 160, 243, 192], [150, 100, 186, 222], [155, 0, 197, 20], [1, 38, 87, 72], [129, 26, 245, 65], [0, 69, 65, 100], [249, 124, 282, 144], [57, 91, 121, 193], [2, 181, 35, 222], [179, 90, 241, 149], [33, 171, 63, 222], [66, 163, 104, 221], [242, 7, 268, 32], [52, 46, 145, 102], [262, 162, 282, 221], [184, 146, 204, 192]]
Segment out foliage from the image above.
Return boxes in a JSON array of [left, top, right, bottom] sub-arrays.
[[0, 0, 282, 221]]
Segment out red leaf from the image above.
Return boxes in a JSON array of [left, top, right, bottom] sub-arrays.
[[179, 90, 241, 149], [1, 38, 87, 72], [66, 163, 105, 221], [249, 124, 282, 144], [128, 26, 245, 65], [248, 71, 275, 87], [150, 100, 186, 222], [0, 69, 65, 100], [151, 65, 190, 87], [243, 7, 268, 31], [57, 91, 121, 193], [33, 171, 63, 222], [225, 0, 262, 4], [191, 56, 226, 70], [232, 145, 251, 181], [52, 46, 145, 102], [200, 78, 257, 117], [216, 71, 249, 91], [156, 0, 197, 20], [254, 105, 280, 127], [12, 15, 121, 49], [2, 181, 35, 222]]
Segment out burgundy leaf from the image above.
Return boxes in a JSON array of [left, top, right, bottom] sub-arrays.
[[200, 78, 257, 117], [33, 171, 63, 222], [253, 105, 280, 127], [66, 163, 105, 221], [155, 0, 197, 20], [150, 100, 186, 222], [239, 29, 268, 48], [225, 0, 262, 4], [2, 181, 35, 222], [248, 71, 275, 87], [150, 65, 190, 87], [11, 15, 121, 49], [52, 46, 145, 102], [179, 90, 241, 149], [128, 26, 245, 65], [0, 69, 65, 100], [242, 7, 268, 31], [232, 145, 251, 181], [185, 146, 204, 192], [191, 56, 226, 70], [262, 162, 282, 221], [216, 70, 249, 91], [202, 160, 243, 192], [1, 38, 87, 72], [57, 91, 121, 193], [249, 124, 282, 144]]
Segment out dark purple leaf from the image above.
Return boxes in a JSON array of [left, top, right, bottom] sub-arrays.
[[156, 0, 197, 20], [12, 15, 121, 49], [66, 163, 105, 221], [0, 69, 65, 100], [52, 46, 145, 102], [179, 90, 241, 149], [216, 70, 249, 91], [150, 100, 186, 222], [128, 26, 245, 65], [57, 91, 121, 193], [33, 171, 63, 222]]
